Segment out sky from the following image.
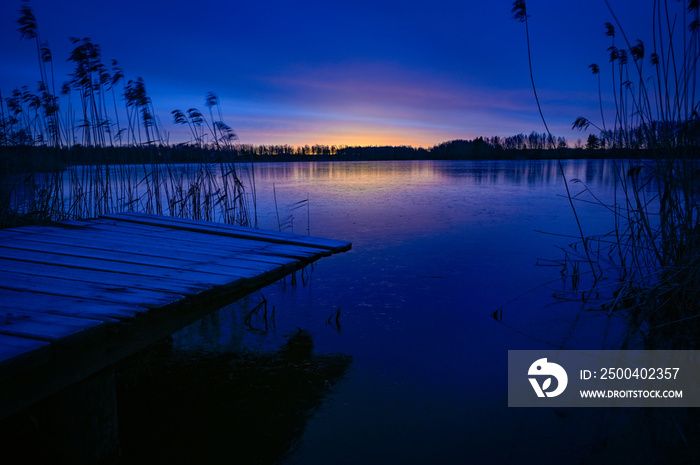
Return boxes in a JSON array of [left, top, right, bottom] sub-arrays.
[[0, 0, 658, 147]]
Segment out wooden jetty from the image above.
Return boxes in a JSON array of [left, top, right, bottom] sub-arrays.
[[0, 212, 350, 462]]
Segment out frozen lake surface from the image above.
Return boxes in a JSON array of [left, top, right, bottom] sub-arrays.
[[118, 159, 684, 464]]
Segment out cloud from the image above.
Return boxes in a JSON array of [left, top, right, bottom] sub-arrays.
[[220, 62, 557, 146], [0, 0, 635, 148]]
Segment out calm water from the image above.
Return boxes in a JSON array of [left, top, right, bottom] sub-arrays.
[[120, 160, 686, 464]]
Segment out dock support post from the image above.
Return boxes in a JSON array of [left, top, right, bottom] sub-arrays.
[[46, 366, 119, 464]]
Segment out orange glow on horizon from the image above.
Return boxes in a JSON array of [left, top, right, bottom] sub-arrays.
[[237, 124, 470, 149]]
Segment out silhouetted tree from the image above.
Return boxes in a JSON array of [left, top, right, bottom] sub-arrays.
[[586, 134, 600, 150]]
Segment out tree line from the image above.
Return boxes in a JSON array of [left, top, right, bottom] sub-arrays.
[[233, 132, 612, 162]]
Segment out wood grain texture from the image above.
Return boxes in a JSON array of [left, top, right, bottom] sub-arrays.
[[0, 214, 351, 420]]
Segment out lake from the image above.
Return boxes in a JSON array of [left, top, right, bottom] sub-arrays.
[[114, 159, 684, 464]]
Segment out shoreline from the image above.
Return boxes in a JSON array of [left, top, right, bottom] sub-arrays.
[[0, 145, 674, 173]]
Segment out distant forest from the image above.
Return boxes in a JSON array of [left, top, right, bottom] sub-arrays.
[[235, 132, 604, 161], [0, 131, 653, 171]]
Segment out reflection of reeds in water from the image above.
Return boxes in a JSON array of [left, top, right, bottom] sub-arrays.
[[553, 159, 700, 348], [0, 154, 253, 228]]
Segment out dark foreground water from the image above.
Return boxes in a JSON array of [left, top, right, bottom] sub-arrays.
[[116, 160, 696, 464]]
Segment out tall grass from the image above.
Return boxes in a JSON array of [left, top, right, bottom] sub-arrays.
[[2, 2, 238, 150], [0, 150, 253, 229], [515, 1, 700, 348], [0, 2, 251, 229]]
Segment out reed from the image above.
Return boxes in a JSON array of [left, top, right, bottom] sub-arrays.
[[516, 0, 700, 348], [2, 2, 238, 151], [512, 0, 599, 280], [0, 2, 252, 230]]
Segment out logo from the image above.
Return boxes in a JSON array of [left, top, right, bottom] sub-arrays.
[[528, 358, 568, 398]]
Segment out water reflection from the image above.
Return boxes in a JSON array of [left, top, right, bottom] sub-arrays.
[[247, 158, 622, 188], [97, 159, 682, 464], [116, 326, 352, 465]]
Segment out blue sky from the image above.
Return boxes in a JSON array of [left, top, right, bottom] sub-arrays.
[[0, 0, 655, 147]]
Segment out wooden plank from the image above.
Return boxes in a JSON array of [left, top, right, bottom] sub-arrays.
[[0, 240, 280, 278], [0, 245, 315, 419], [10, 228, 309, 264], [0, 309, 104, 343], [0, 242, 282, 282], [0, 213, 352, 422], [100, 212, 324, 242], [62, 219, 330, 260], [0, 290, 137, 321], [0, 333, 50, 371], [107, 212, 352, 251], [0, 258, 214, 295], [15, 220, 327, 256], [0, 270, 185, 308], [0, 247, 252, 285], [0, 225, 314, 266], [100, 212, 352, 252]]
